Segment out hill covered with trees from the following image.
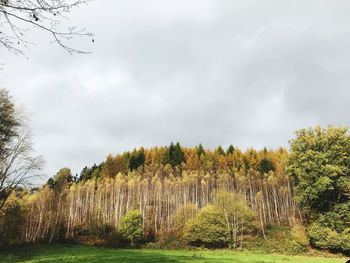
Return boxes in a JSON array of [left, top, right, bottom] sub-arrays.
[[23, 144, 293, 247], [0, 90, 349, 255]]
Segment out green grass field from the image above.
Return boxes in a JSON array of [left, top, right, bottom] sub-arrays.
[[0, 245, 347, 263]]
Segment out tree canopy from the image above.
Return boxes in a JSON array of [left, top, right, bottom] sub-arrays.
[[288, 126, 350, 252], [288, 126, 350, 213], [164, 142, 185, 167]]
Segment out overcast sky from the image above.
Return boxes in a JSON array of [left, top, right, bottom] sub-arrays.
[[1, 0, 350, 179]]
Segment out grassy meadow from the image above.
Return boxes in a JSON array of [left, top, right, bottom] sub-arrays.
[[0, 245, 347, 263]]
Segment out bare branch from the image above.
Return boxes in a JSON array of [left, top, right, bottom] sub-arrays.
[[0, 0, 93, 55], [0, 89, 43, 210]]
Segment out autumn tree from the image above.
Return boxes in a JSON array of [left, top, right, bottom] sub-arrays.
[[47, 168, 73, 192], [101, 154, 118, 178], [213, 191, 256, 248]]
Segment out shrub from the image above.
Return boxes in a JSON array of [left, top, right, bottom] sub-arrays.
[[118, 210, 143, 245], [318, 203, 350, 233], [155, 226, 186, 249], [104, 230, 127, 247], [183, 205, 229, 248], [339, 229, 350, 251], [290, 222, 309, 253], [245, 225, 310, 254], [73, 222, 115, 243], [0, 199, 26, 246], [172, 204, 199, 240], [308, 222, 350, 252]]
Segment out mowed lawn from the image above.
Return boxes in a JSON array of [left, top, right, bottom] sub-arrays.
[[0, 245, 347, 263]]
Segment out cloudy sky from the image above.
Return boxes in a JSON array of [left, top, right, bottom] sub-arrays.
[[1, 0, 350, 179]]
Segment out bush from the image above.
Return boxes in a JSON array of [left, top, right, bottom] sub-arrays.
[[308, 222, 350, 252], [245, 225, 310, 255], [305, 203, 350, 253], [104, 230, 127, 247], [290, 222, 309, 253], [0, 199, 26, 246], [183, 205, 229, 248], [118, 210, 143, 245], [318, 203, 350, 233], [172, 204, 199, 240], [152, 229, 186, 249], [73, 223, 116, 245], [339, 229, 350, 252]]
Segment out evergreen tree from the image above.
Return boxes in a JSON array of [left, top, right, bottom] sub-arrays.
[[129, 148, 145, 171], [164, 142, 185, 167], [258, 158, 275, 174], [215, 146, 225, 155], [48, 168, 73, 192], [78, 164, 102, 181], [196, 143, 205, 157], [226, 145, 235, 155], [78, 166, 89, 181]]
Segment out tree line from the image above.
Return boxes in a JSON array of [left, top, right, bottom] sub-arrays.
[[22, 145, 293, 246]]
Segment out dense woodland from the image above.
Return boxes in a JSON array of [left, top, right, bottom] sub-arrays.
[[24, 145, 293, 243], [0, 89, 349, 255]]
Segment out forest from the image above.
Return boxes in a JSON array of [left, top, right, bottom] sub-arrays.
[[0, 89, 349, 257]]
